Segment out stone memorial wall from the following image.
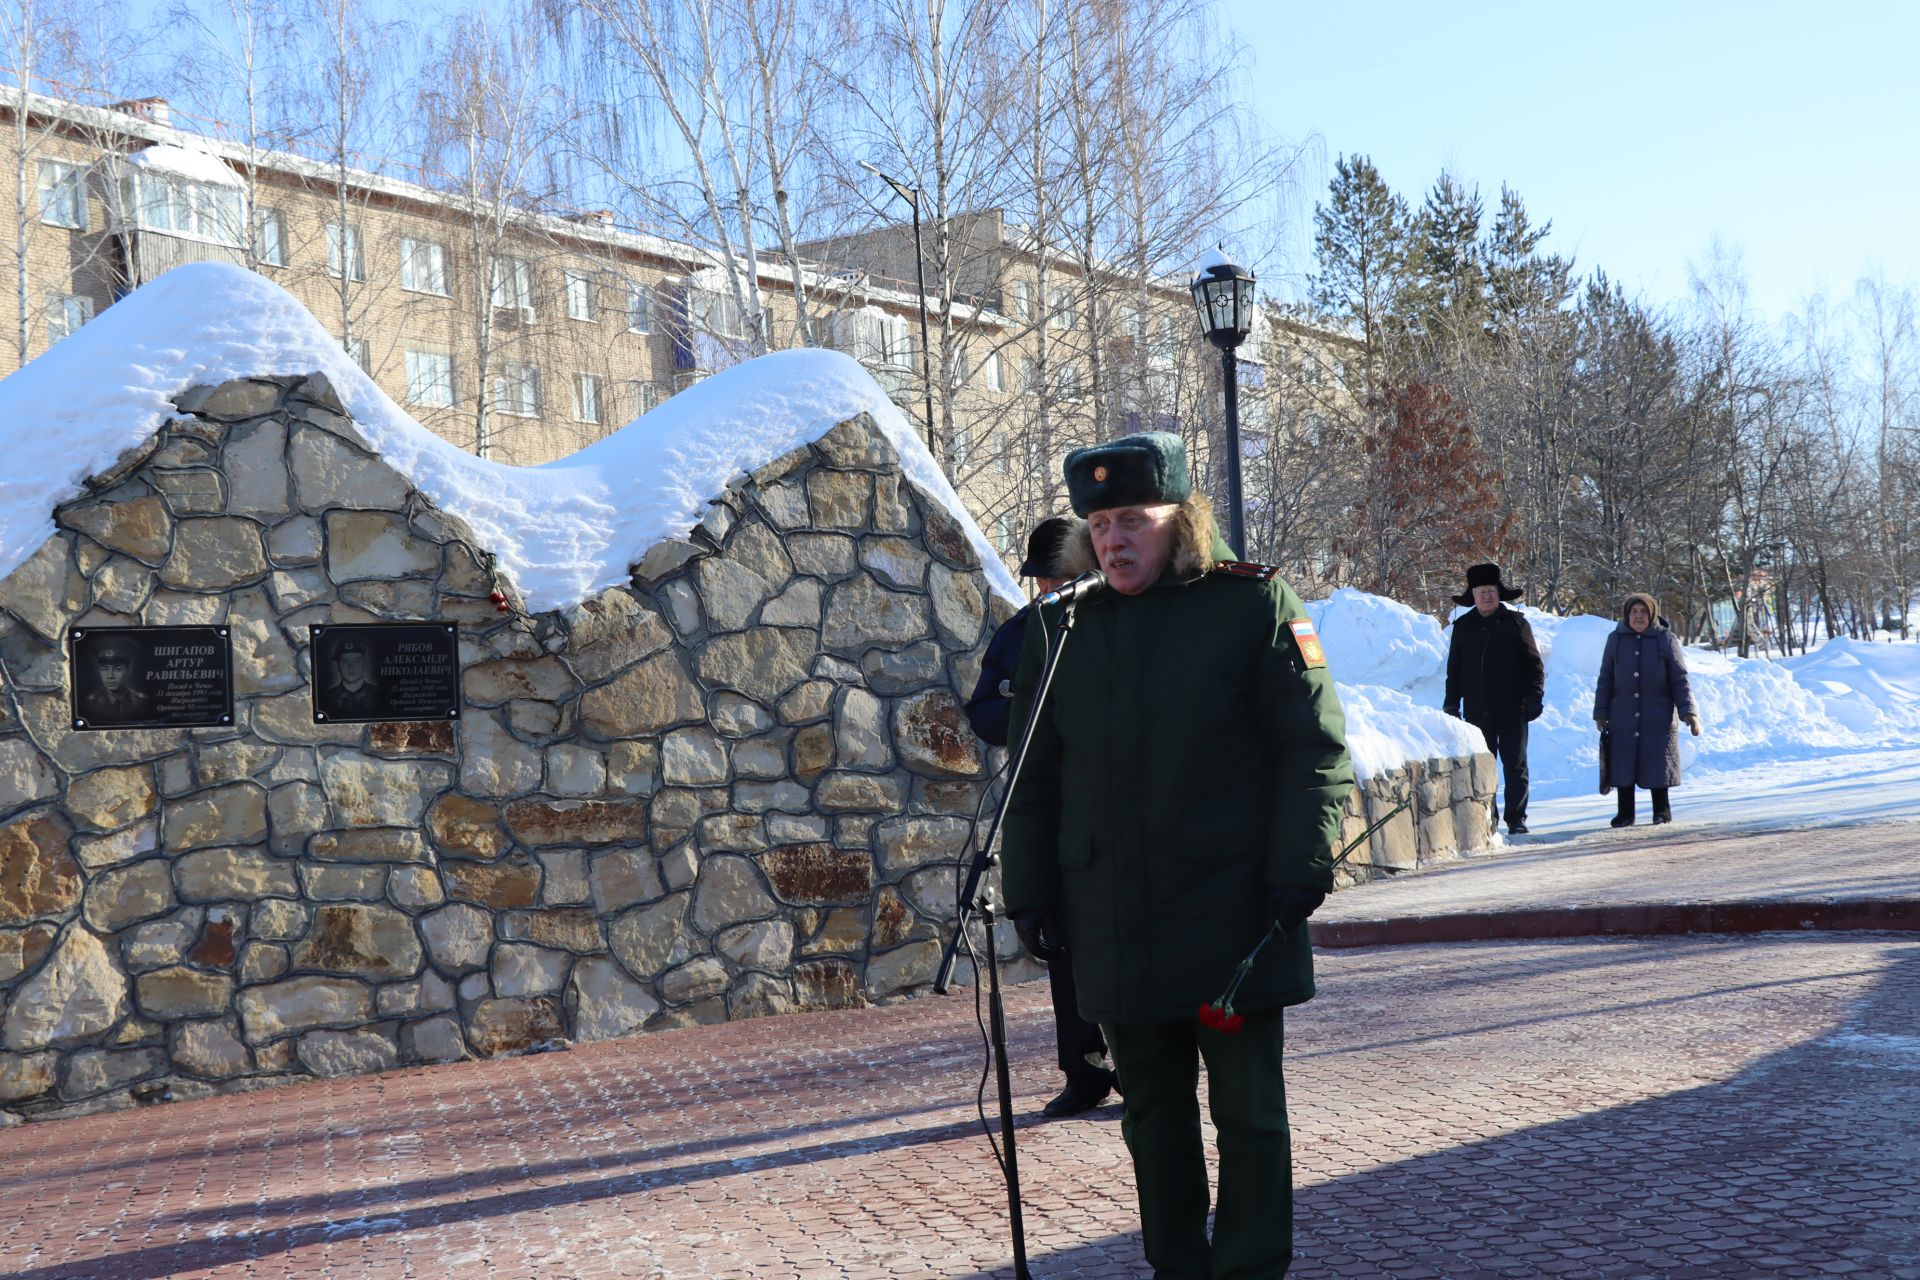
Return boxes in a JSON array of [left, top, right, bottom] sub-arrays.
[[0, 371, 1495, 1124]]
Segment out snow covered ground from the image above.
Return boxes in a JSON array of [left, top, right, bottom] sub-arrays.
[[1308, 586, 1920, 832]]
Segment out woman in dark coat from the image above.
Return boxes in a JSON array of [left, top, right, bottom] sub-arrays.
[[1594, 592, 1702, 826]]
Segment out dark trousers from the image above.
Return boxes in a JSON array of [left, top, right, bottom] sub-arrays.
[[1616, 785, 1671, 821], [1474, 716, 1530, 826], [1103, 1011, 1292, 1279], [1048, 944, 1109, 1082]]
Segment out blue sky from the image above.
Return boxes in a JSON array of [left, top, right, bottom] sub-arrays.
[[1225, 0, 1920, 324]]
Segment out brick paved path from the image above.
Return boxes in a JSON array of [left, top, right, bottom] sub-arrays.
[[4, 932, 1918, 1279]]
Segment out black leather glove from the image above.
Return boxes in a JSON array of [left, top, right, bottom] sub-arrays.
[[1013, 911, 1066, 963], [1268, 887, 1327, 935]]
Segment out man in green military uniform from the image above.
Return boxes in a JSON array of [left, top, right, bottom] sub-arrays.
[[1003, 431, 1354, 1279]]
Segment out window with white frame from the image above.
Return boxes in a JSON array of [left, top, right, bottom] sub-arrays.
[[45, 294, 93, 343], [1010, 280, 1032, 321], [994, 517, 1010, 552], [566, 270, 595, 322], [687, 286, 746, 338], [490, 362, 541, 417], [985, 350, 1004, 393], [995, 433, 1011, 474], [253, 207, 286, 266], [399, 237, 447, 295], [573, 372, 602, 424], [344, 337, 370, 372], [131, 171, 242, 246], [326, 221, 365, 281], [491, 255, 534, 314], [627, 284, 652, 332], [404, 348, 455, 408], [1020, 357, 1038, 393], [951, 419, 971, 467], [628, 380, 666, 415], [37, 160, 87, 229], [1054, 360, 1083, 398], [1050, 295, 1077, 330], [950, 346, 969, 389]]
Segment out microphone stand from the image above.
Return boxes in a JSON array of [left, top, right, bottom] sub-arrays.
[[933, 599, 1080, 1280]]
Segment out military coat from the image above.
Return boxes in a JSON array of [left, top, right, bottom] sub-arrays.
[[1001, 538, 1354, 1024]]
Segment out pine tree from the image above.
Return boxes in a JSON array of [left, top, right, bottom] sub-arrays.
[[1310, 153, 1409, 399], [1407, 171, 1485, 348]]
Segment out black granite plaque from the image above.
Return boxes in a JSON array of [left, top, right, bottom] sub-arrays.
[[310, 623, 461, 724], [68, 626, 234, 730]]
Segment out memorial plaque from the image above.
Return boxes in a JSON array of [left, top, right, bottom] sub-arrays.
[[68, 626, 235, 731], [310, 623, 462, 724]]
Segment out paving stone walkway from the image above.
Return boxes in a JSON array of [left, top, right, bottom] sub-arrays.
[[4, 910, 1918, 1276]]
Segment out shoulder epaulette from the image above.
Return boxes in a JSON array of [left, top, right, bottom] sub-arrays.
[[1211, 559, 1280, 581]]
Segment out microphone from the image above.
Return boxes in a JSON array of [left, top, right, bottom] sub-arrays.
[[1036, 570, 1107, 607]]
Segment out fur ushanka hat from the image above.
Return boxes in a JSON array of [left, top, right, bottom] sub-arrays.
[[1063, 431, 1192, 517], [1453, 562, 1523, 607]]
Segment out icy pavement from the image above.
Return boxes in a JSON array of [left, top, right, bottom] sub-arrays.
[[1523, 742, 1920, 838]]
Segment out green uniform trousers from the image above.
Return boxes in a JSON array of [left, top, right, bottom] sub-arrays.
[[1103, 1010, 1292, 1279]]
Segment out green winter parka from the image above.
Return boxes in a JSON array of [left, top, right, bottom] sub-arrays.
[[1001, 533, 1355, 1024]]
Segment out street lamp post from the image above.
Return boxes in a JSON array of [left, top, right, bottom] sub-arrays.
[[1190, 249, 1257, 559], [858, 160, 937, 453]]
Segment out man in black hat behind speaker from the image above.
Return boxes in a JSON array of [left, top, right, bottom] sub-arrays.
[[965, 515, 1118, 1117], [1444, 562, 1546, 835]]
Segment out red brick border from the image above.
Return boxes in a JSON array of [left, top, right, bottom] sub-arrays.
[[1310, 898, 1920, 948]]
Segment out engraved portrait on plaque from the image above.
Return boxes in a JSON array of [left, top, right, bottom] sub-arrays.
[[310, 623, 461, 723], [68, 626, 235, 730]]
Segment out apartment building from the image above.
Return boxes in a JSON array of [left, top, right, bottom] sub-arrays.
[[5, 87, 1358, 570]]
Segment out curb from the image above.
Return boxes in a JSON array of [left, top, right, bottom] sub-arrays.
[[1309, 899, 1920, 948]]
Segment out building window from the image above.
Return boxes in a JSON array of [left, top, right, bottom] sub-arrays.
[[45, 294, 93, 343], [400, 237, 447, 295], [491, 256, 534, 314], [995, 434, 1011, 475], [985, 350, 1004, 393], [1050, 296, 1076, 330], [344, 337, 370, 372], [1054, 361, 1082, 399], [131, 171, 242, 246], [687, 286, 745, 339], [627, 284, 652, 332], [1020, 357, 1038, 393], [950, 346, 969, 389], [38, 160, 87, 229], [566, 270, 594, 322], [628, 379, 665, 414], [253, 207, 286, 266], [573, 372, 602, 424], [404, 348, 455, 408], [490, 362, 540, 417], [995, 517, 1010, 552], [951, 420, 971, 467], [1010, 280, 1032, 321], [326, 222, 365, 281]]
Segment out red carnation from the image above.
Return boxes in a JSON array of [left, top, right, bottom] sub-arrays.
[[489, 590, 510, 614], [1197, 1002, 1245, 1034]]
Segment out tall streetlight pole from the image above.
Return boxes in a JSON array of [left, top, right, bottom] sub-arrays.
[[1190, 248, 1257, 559], [858, 160, 937, 453]]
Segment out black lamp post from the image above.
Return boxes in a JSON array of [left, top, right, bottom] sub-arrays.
[[858, 160, 937, 453], [1190, 250, 1257, 558]]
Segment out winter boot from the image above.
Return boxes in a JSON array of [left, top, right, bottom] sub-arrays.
[[1651, 788, 1673, 824], [1610, 786, 1635, 828]]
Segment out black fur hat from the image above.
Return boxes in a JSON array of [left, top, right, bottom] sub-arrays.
[[1017, 516, 1082, 578], [1064, 431, 1192, 517], [1453, 562, 1522, 606]]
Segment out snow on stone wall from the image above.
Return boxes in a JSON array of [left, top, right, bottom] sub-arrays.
[[0, 371, 1021, 1122]]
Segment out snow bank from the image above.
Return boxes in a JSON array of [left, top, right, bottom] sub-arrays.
[[124, 143, 243, 187], [0, 262, 1018, 613]]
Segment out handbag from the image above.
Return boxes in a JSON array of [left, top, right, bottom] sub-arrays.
[[1597, 728, 1612, 795]]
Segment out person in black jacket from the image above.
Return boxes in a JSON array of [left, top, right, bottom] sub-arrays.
[[965, 515, 1117, 1118], [1444, 563, 1547, 835]]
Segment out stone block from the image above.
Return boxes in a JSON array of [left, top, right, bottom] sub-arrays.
[[297, 1027, 398, 1078], [174, 848, 299, 902], [717, 920, 793, 971], [659, 957, 729, 1004], [504, 799, 646, 847], [291, 428, 409, 512], [821, 574, 930, 651], [0, 923, 57, 984], [134, 965, 233, 1020], [893, 689, 984, 778], [2, 927, 130, 1050], [464, 656, 576, 705], [589, 848, 664, 914], [83, 858, 176, 932], [834, 687, 891, 770], [163, 782, 268, 851], [60, 1046, 164, 1100], [501, 909, 601, 953], [691, 855, 776, 933], [467, 996, 564, 1056], [928, 564, 986, 650], [426, 794, 509, 861], [0, 810, 81, 921], [814, 771, 906, 812], [569, 957, 658, 1042], [61, 496, 173, 568], [793, 960, 864, 1010], [693, 629, 818, 704], [160, 517, 267, 590], [293, 903, 422, 978], [578, 652, 706, 739], [236, 975, 372, 1042], [0, 1050, 57, 1102], [405, 1015, 467, 1062], [864, 939, 940, 999], [0, 738, 58, 813], [309, 828, 428, 863], [442, 856, 542, 909], [324, 510, 437, 582], [493, 944, 569, 997], [250, 898, 308, 941], [224, 419, 290, 518], [389, 867, 444, 911], [875, 815, 972, 873], [608, 894, 689, 978], [171, 1019, 251, 1078]]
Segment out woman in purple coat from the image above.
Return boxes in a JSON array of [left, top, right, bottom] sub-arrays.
[[1594, 592, 1703, 826]]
